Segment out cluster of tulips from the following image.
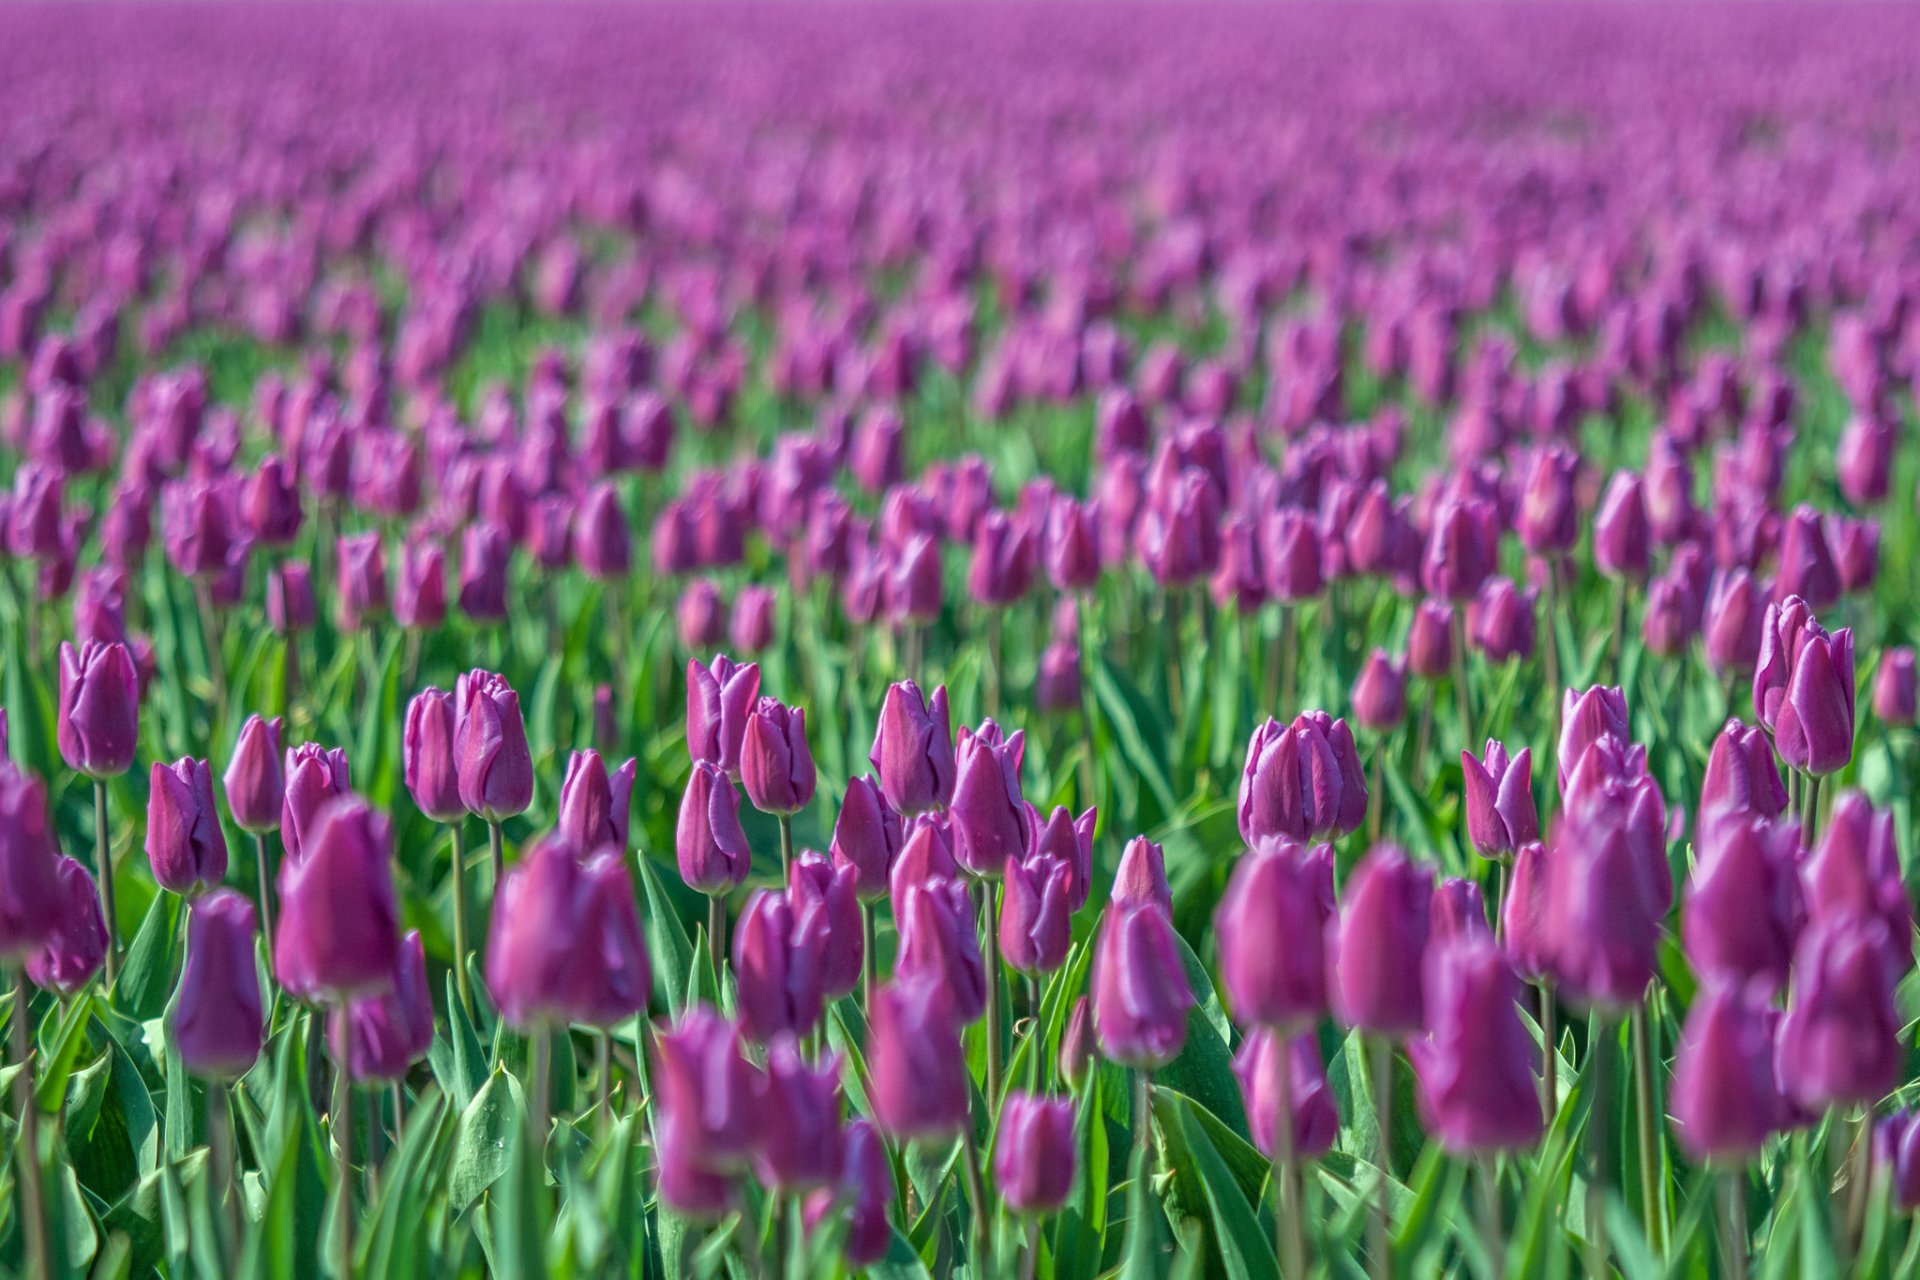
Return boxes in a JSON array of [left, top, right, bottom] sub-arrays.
[[4, 2, 1920, 1278]]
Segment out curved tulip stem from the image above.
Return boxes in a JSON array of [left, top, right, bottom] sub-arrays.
[[1632, 1002, 1665, 1254], [448, 823, 474, 1018], [332, 1007, 355, 1280], [391, 1082, 405, 1151], [597, 1031, 614, 1131], [1719, 1169, 1748, 1280], [11, 966, 49, 1280], [1847, 1107, 1873, 1256], [1801, 773, 1823, 846], [94, 779, 119, 985], [487, 820, 505, 898], [777, 814, 794, 883], [1272, 1045, 1306, 1279], [253, 831, 277, 953]]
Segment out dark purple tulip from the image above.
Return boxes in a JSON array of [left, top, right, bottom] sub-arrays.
[[687, 655, 761, 776], [1754, 599, 1855, 776], [889, 814, 960, 908], [1517, 446, 1579, 555], [267, 563, 315, 633], [869, 974, 970, 1139], [829, 775, 903, 904], [392, 540, 447, 631], [1031, 803, 1097, 912], [950, 720, 1028, 877], [336, 931, 434, 1082], [1682, 815, 1803, 995], [558, 749, 636, 853], [1593, 471, 1652, 582], [897, 879, 986, 1023], [455, 669, 534, 823], [1557, 685, 1630, 787], [1264, 508, 1325, 601], [1410, 940, 1543, 1153], [1060, 995, 1096, 1088], [1238, 712, 1367, 844], [1543, 806, 1662, 1013], [8, 464, 64, 559], [336, 532, 388, 629], [805, 1118, 894, 1265], [1001, 853, 1072, 975], [1351, 650, 1408, 731], [1698, 719, 1788, 829], [969, 510, 1035, 605], [145, 757, 228, 897], [870, 681, 955, 816], [281, 742, 350, 865], [1469, 578, 1536, 663], [402, 690, 463, 823], [1804, 792, 1911, 979], [1875, 648, 1917, 726], [1045, 497, 1102, 592], [1093, 899, 1193, 1067], [1217, 845, 1325, 1030], [457, 520, 511, 623], [1777, 916, 1901, 1109], [1837, 415, 1895, 506], [1501, 839, 1553, 983], [677, 762, 750, 895], [273, 796, 401, 1002], [1432, 875, 1492, 946], [1036, 636, 1083, 714], [26, 856, 107, 995], [995, 1092, 1078, 1213], [574, 482, 632, 580], [486, 834, 594, 1030], [1775, 507, 1840, 610], [1235, 1030, 1339, 1162], [223, 714, 285, 835], [172, 890, 265, 1079], [570, 851, 652, 1028], [740, 698, 816, 817], [1329, 845, 1433, 1036], [1669, 982, 1783, 1161], [654, 1009, 754, 1215], [789, 851, 862, 999], [0, 766, 58, 959], [1830, 516, 1879, 595], [1703, 569, 1766, 678], [734, 890, 827, 1042], [729, 585, 776, 652], [755, 1039, 845, 1191], [1407, 600, 1455, 680], [1421, 497, 1497, 602], [1111, 834, 1171, 912], [241, 454, 303, 546], [161, 479, 236, 581], [57, 640, 139, 778], [1461, 740, 1538, 857]]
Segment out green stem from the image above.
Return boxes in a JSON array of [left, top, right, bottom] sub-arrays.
[[959, 1123, 991, 1271], [597, 1031, 613, 1133], [1632, 1002, 1666, 1255], [1802, 773, 1823, 845], [1278, 603, 1297, 714], [448, 823, 474, 1018], [981, 880, 1004, 1109], [95, 779, 119, 985], [709, 893, 727, 962], [1370, 1037, 1393, 1280], [1477, 1158, 1504, 1280], [11, 967, 49, 1280], [1273, 1042, 1306, 1279], [1611, 580, 1629, 686], [1540, 985, 1559, 1127], [777, 814, 794, 884], [333, 1005, 355, 1280], [210, 1078, 238, 1266], [253, 831, 276, 956], [861, 901, 876, 1007], [530, 1029, 551, 1161], [488, 821, 505, 898], [1721, 1169, 1748, 1280], [1588, 1014, 1616, 1278]]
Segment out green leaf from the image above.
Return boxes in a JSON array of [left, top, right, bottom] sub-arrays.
[[449, 1067, 525, 1213], [636, 854, 693, 1014], [112, 892, 182, 1020], [1158, 1090, 1278, 1280], [33, 991, 96, 1114]]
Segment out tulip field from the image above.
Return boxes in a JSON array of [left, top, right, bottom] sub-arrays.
[[7, 2, 1920, 1277]]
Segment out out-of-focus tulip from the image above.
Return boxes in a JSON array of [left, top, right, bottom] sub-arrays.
[[1060, 995, 1096, 1087], [1698, 719, 1788, 830], [870, 681, 955, 815], [950, 720, 1028, 876], [1517, 447, 1579, 555], [1704, 570, 1766, 678], [740, 698, 817, 817], [1469, 578, 1536, 662], [969, 510, 1035, 605], [995, 1092, 1078, 1213], [402, 690, 462, 823], [729, 585, 777, 652], [1557, 685, 1630, 786], [1804, 792, 1911, 979], [172, 889, 265, 1079], [1329, 845, 1432, 1035], [457, 520, 511, 622], [1217, 845, 1325, 1029], [1682, 815, 1802, 995], [1775, 507, 1840, 610], [1461, 740, 1538, 857], [1408, 600, 1455, 680], [1542, 805, 1662, 1012], [1411, 940, 1544, 1152], [829, 775, 902, 903], [687, 655, 761, 776], [557, 749, 636, 853], [574, 482, 632, 580], [145, 757, 228, 896], [273, 796, 401, 1001], [281, 742, 350, 865], [1593, 471, 1652, 581], [268, 563, 316, 633], [1669, 982, 1783, 1161], [336, 532, 388, 629], [1093, 899, 1193, 1067], [1421, 497, 1497, 601], [1753, 597, 1855, 775], [1235, 1029, 1339, 1161], [0, 766, 58, 959], [1776, 916, 1901, 1109], [734, 889, 827, 1042], [1500, 843, 1550, 977], [756, 1039, 845, 1191], [1431, 875, 1491, 946], [455, 669, 534, 822], [336, 930, 434, 1082], [896, 879, 986, 1022], [57, 640, 139, 778], [1351, 650, 1408, 731], [805, 1117, 894, 1264], [677, 762, 750, 895], [870, 974, 970, 1139], [1837, 416, 1895, 506], [26, 856, 107, 995], [678, 579, 728, 650], [1031, 804, 1096, 912], [1111, 834, 1171, 912], [223, 714, 285, 835], [1874, 648, 1916, 726], [392, 540, 447, 630]]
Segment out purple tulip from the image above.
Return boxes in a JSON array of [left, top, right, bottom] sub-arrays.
[[1238, 712, 1367, 844], [57, 640, 139, 779], [145, 757, 229, 896], [1776, 916, 1901, 1109], [756, 1038, 845, 1191], [1410, 940, 1544, 1153], [995, 1092, 1078, 1213], [172, 889, 265, 1079], [1698, 719, 1788, 831], [1407, 600, 1454, 680], [897, 879, 986, 1023], [26, 856, 107, 995], [574, 482, 632, 580], [734, 889, 828, 1042], [455, 669, 534, 823], [1433, 875, 1492, 946], [273, 796, 401, 1001], [1517, 446, 1579, 554], [676, 761, 750, 895], [1753, 597, 1855, 776], [1217, 843, 1328, 1030], [1542, 804, 1662, 1012], [335, 931, 434, 1082], [1351, 650, 1408, 731], [950, 720, 1028, 877], [869, 974, 970, 1139], [1235, 1030, 1339, 1162], [336, 532, 388, 629], [557, 749, 636, 853], [969, 510, 1035, 605], [1060, 995, 1096, 1088], [1421, 497, 1497, 602], [687, 655, 761, 776], [740, 698, 816, 817], [1461, 740, 1538, 857], [1803, 792, 1912, 980], [870, 681, 956, 816], [267, 563, 316, 633], [1669, 982, 1784, 1161], [829, 775, 903, 903], [1557, 685, 1630, 787], [1874, 648, 1916, 726], [1593, 471, 1652, 581], [729, 584, 777, 652], [0, 766, 59, 959], [1469, 578, 1537, 663], [1682, 815, 1803, 995], [1328, 845, 1433, 1036], [1031, 803, 1097, 912], [1111, 834, 1172, 912], [392, 540, 447, 631], [223, 714, 285, 835], [1775, 507, 1840, 610], [1704, 570, 1767, 678], [789, 850, 863, 999], [402, 690, 463, 823], [1093, 899, 1193, 1067], [457, 520, 511, 623], [281, 742, 351, 865], [1001, 853, 1073, 975]]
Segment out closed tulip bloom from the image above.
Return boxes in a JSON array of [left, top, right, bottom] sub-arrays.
[[487, 834, 592, 1030], [336, 532, 388, 629], [1045, 497, 1102, 592], [1112, 834, 1172, 912], [402, 690, 462, 823], [1543, 808, 1662, 1012], [1060, 995, 1096, 1087], [223, 714, 285, 835], [392, 540, 447, 630], [656, 1114, 736, 1219], [1093, 900, 1193, 1067], [1264, 508, 1325, 601], [557, 749, 636, 853], [1880, 1114, 1920, 1213], [888, 535, 944, 626], [1682, 816, 1803, 995], [267, 563, 316, 633], [146, 757, 228, 896], [1872, 647, 1916, 726], [57, 640, 139, 778], [274, 797, 401, 1001], [1804, 793, 1912, 979], [1411, 940, 1544, 1153], [1592, 470, 1651, 582], [654, 1007, 757, 1170], [1699, 719, 1788, 829], [0, 767, 58, 958], [455, 669, 534, 822], [687, 655, 761, 775], [1330, 846, 1433, 1035], [1407, 599, 1455, 679], [789, 851, 863, 999], [678, 580, 728, 650], [730, 585, 777, 652], [995, 1093, 1078, 1213], [1433, 875, 1492, 946], [1461, 740, 1538, 857], [829, 775, 903, 903], [281, 742, 351, 865], [1704, 570, 1766, 678], [897, 879, 987, 1022], [1001, 853, 1073, 975], [734, 890, 827, 1042], [888, 815, 960, 907], [336, 930, 434, 1082], [870, 681, 956, 815], [172, 890, 265, 1079], [1755, 605, 1856, 777], [1238, 713, 1367, 844], [756, 1039, 845, 1191], [1036, 637, 1082, 714], [1830, 516, 1880, 595], [677, 762, 750, 895], [969, 510, 1035, 605], [950, 720, 1028, 877], [1557, 685, 1630, 787], [1837, 416, 1895, 506], [740, 698, 816, 817], [242, 454, 303, 545], [1346, 482, 1413, 578], [1031, 804, 1097, 912], [1775, 507, 1841, 610], [574, 482, 632, 579], [568, 851, 653, 1027], [1351, 650, 1408, 731], [457, 520, 512, 622], [804, 1118, 894, 1265], [1421, 497, 1497, 601], [1517, 446, 1580, 555], [870, 974, 970, 1139], [1235, 1030, 1340, 1162], [1469, 577, 1537, 662], [1777, 916, 1901, 1109], [1669, 983, 1784, 1161], [1217, 844, 1329, 1028], [26, 856, 108, 995]]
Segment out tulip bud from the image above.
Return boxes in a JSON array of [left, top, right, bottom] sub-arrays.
[[1682, 815, 1802, 995], [336, 532, 388, 630], [870, 975, 970, 1139], [1703, 569, 1765, 678], [0, 766, 59, 959], [1593, 471, 1652, 582], [677, 762, 750, 895], [1235, 1030, 1339, 1162], [1777, 916, 1901, 1109], [733, 890, 827, 1042], [1111, 834, 1171, 912], [1035, 638, 1082, 715], [788, 851, 862, 1000], [1093, 900, 1193, 1067], [455, 669, 534, 822], [1350, 650, 1408, 732], [392, 540, 447, 631], [267, 563, 316, 633], [1410, 940, 1543, 1152], [457, 521, 511, 623], [729, 585, 777, 652], [146, 757, 228, 896], [1557, 686, 1630, 787], [803, 1118, 894, 1264], [1804, 792, 1911, 979], [574, 482, 632, 580], [950, 720, 1028, 877], [829, 775, 903, 903], [687, 655, 761, 776], [756, 1039, 846, 1191], [1461, 741, 1538, 857], [26, 856, 107, 995], [273, 796, 401, 1001], [1031, 804, 1096, 913], [401, 690, 462, 823], [1754, 599, 1855, 776], [1876, 649, 1916, 726], [1776, 507, 1840, 610], [1516, 447, 1579, 554], [1543, 806, 1662, 1012], [1830, 516, 1879, 595], [1669, 982, 1784, 1161], [897, 878, 986, 1021], [57, 640, 139, 778], [1059, 995, 1096, 1088], [1001, 854, 1073, 975], [172, 889, 265, 1079], [995, 1093, 1078, 1213], [1217, 845, 1327, 1030], [1238, 713, 1367, 844], [870, 682, 955, 816], [1837, 415, 1895, 506], [1421, 497, 1497, 601], [1329, 845, 1433, 1036], [336, 931, 434, 1082], [1045, 497, 1102, 592], [1469, 578, 1537, 663], [281, 742, 351, 865], [740, 698, 816, 817], [557, 749, 636, 853], [1699, 719, 1787, 829], [223, 714, 285, 835], [1407, 600, 1454, 680], [1432, 875, 1492, 947], [1264, 508, 1325, 601]]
